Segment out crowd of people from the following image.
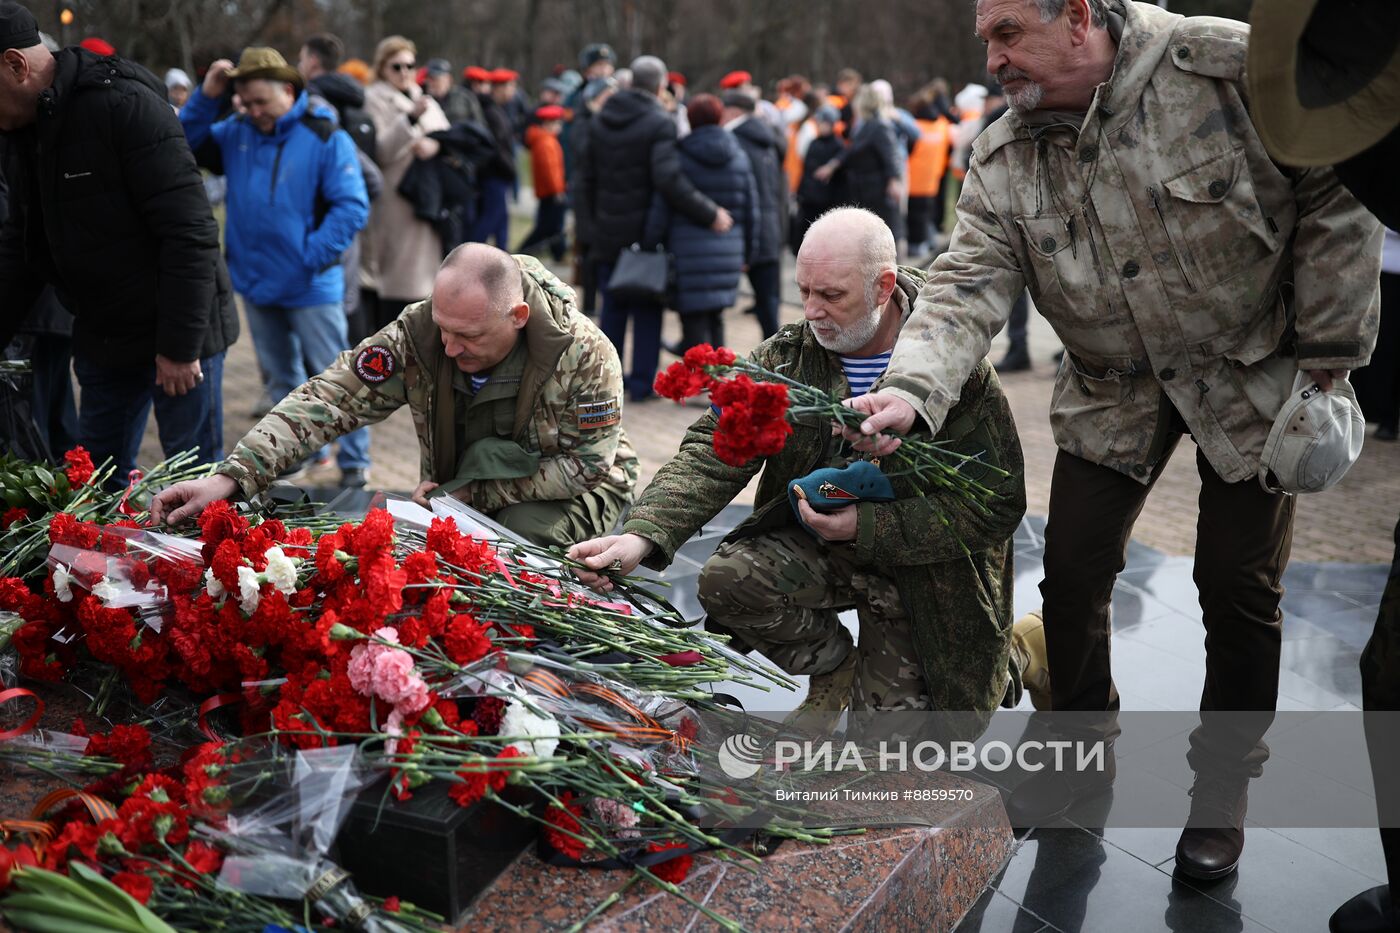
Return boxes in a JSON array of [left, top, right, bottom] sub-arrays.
[[1, 1, 1399, 930], [0, 15, 1016, 485]]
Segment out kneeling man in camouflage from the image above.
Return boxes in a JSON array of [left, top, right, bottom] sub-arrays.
[[570, 208, 1040, 726]]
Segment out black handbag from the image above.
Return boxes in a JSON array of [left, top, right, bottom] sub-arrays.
[[607, 243, 670, 304]]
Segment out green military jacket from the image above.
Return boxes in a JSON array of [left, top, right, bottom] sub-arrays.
[[880, 0, 1381, 485], [219, 256, 639, 512], [623, 267, 1028, 715]]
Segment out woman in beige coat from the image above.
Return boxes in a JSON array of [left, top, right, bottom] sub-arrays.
[[363, 36, 450, 330]]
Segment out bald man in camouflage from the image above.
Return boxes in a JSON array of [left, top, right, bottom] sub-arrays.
[[570, 208, 1038, 730], [153, 244, 638, 546]]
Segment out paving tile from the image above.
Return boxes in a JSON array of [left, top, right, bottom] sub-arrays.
[[1168, 824, 1384, 933], [1256, 827, 1389, 885], [954, 887, 1052, 933], [1277, 636, 1365, 708], [992, 827, 1273, 933]]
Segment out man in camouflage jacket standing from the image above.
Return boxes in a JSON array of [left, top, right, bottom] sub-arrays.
[[846, 0, 1381, 880], [571, 209, 1029, 726], [153, 245, 638, 547]]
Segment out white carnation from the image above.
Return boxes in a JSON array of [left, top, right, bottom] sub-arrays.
[[90, 575, 121, 606], [262, 546, 299, 596], [237, 565, 262, 614], [204, 566, 226, 599], [498, 698, 560, 760], [53, 563, 74, 603]]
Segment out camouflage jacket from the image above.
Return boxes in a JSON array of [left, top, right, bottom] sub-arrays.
[[219, 256, 639, 511], [880, 0, 1381, 485], [624, 267, 1028, 714]]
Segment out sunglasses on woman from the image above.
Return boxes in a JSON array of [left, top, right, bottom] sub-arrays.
[[389, 62, 416, 72]]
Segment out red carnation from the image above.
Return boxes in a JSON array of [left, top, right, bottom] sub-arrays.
[[183, 840, 224, 875], [682, 344, 736, 369], [646, 840, 694, 884], [45, 822, 100, 866], [542, 791, 587, 859], [383, 896, 401, 912], [49, 512, 99, 548], [349, 509, 395, 560], [445, 614, 492, 665], [314, 532, 349, 583], [112, 871, 154, 904], [198, 500, 248, 552], [63, 446, 95, 487], [83, 723, 153, 771], [653, 361, 711, 401], [401, 551, 438, 586], [1, 507, 28, 529], [448, 768, 489, 808], [472, 696, 506, 735], [490, 746, 522, 792], [709, 376, 792, 467], [0, 843, 38, 891]]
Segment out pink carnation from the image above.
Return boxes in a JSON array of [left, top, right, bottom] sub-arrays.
[[370, 651, 430, 713], [346, 627, 429, 717], [346, 627, 400, 694]]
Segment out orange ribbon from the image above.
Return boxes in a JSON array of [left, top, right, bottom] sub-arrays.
[[519, 671, 690, 753], [31, 787, 118, 823]]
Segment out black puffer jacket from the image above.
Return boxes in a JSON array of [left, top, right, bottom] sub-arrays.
[[834, 117, 901, 233], [731, 117, 788, 266], [643, 125, 758, 314], [577, 88, 718, 265], [0, 49, 237, 368]]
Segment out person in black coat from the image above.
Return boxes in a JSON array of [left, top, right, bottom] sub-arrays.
[[0, 6, 237, 481], [794, 105, 845, 250], [644, 94, 758, 353], [577, 55, 731, 401], [721, 91, 788, 341], [472, 70, 520, 249], [0, 133, 77, 457], [814, 86, 901, 236]]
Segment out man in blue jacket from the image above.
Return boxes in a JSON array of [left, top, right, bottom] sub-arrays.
[[181, 47, 371, 486]]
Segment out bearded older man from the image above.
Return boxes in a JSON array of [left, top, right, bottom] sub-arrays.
[[569, 207, 1035, 728], [846, 0, 1381, 879]]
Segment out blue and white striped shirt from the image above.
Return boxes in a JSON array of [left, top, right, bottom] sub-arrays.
[[470, 373, 489, 394], [839, 350, 893, 398]]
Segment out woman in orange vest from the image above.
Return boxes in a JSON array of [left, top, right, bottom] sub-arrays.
[[906, 83, 955, 258]]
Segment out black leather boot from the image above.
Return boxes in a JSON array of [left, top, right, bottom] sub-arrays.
[[995, 344, 1031, 373], [1175, 771, 1249, 881], [1329, 885, 1397, 932], [1004, 743, 1116, 828]]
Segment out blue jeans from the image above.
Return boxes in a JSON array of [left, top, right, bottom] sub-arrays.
[[244, 300, 370, 470], [472, 176, 512, 248], [595, 260, 662, 401], [74, 351, 225, 486]]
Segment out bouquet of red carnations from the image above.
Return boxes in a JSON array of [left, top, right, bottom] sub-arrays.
[[0, 490, 830, 930], [655, 344, 1010, 532]]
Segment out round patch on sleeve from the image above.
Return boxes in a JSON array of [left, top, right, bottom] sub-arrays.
[[354, 345, 397, 384]]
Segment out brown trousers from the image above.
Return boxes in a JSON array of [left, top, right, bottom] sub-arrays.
[[1039, 432, 1296, 776]]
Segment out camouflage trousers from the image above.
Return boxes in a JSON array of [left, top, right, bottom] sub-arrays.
[[697, 525, 931, 712], [490, 485, 631, 549]]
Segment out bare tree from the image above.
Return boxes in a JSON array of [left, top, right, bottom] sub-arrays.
[[40, 0, 1004, 94]]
